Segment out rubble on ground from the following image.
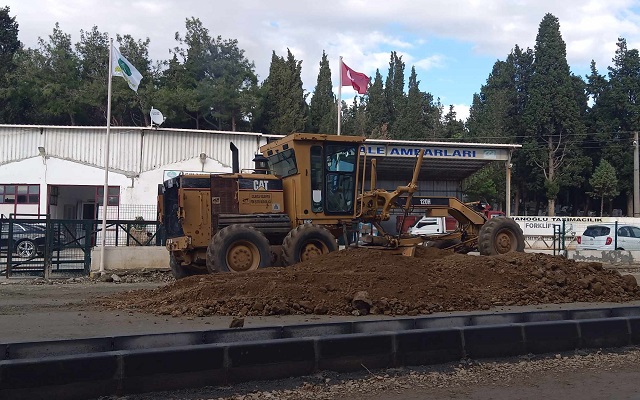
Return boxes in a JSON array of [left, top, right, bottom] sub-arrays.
[[99, 247, 640, 317]]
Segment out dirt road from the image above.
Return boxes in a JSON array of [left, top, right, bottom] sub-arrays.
[[2, 276, 640, 342], [0, 279, 390, 342]]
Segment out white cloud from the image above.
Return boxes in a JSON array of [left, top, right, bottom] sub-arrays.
[[5, 0, 640, 107], [453, 104, 471, 122], [414, 55, 446, 71]]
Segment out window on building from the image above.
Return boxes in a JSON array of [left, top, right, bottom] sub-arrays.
[[0, 184, 40, 204], [96, 186, 120, 206]]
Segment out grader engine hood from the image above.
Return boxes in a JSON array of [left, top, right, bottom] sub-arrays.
[[237, 177, 284, 213], [209, 174, 284, 215]]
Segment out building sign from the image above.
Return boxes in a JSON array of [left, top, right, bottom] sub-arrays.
[[359, 144, 510, 160], [509, 215, 640, 250], [510, 215, 628, 238], [163, 170, 179, 181], [163, 170, 204, 182]]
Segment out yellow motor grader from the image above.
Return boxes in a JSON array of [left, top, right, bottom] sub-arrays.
[[158, 133, 524, 278]]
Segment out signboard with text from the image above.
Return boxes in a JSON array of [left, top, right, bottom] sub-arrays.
[[359, 144, 510, 160], [511, 216, 640, 250]]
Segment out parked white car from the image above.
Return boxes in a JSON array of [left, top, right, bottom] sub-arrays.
[[576, 223, 640, 250], [407, 217, 447, 236]]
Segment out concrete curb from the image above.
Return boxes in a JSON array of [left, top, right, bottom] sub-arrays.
[[3, 306, 640, 399]]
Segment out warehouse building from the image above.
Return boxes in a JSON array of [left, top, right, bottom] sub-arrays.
[[0, 125, 519, 223]]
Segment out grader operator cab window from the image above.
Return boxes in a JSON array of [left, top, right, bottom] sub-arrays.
[[267, 148, 298, 178], [325, 144, 356, 214]]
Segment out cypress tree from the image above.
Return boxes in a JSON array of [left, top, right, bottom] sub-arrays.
[[384, 51, 405, 136], [262, 49, 307, 134], [309, 51, 335, 133], [365, 70, 387, 137], [394, 66, 424, 139], [523, 13, 585, 216]]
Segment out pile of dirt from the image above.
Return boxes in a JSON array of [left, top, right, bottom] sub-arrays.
[[100, 247, 640, 317]]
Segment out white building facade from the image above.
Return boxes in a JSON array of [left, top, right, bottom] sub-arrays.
[[0, 125, 268, 221]]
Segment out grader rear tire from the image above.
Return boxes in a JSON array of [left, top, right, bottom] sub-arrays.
[[478, 217, 525, 256], [282, 224, 338, 266], [206, 225, 271, 273]]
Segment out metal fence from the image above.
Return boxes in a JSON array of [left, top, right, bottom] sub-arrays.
[[1, 215, 164, 278]]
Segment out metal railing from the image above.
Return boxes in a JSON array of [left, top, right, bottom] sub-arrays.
[[1, 216, 165, 278]]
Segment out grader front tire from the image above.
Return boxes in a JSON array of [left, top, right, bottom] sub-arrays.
[[282, 224, 338, 266]]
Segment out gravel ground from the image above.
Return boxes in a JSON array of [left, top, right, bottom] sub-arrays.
[[99, 347, 640, 400]]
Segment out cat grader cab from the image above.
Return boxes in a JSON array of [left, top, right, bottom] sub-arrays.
[[159, 133, 525, 278]]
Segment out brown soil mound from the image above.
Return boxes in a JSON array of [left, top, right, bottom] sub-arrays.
[[100, 247, 640, 317]]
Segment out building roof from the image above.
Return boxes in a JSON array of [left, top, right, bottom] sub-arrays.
[[0, 125, 519, 182], [264, 133, 520, 182]]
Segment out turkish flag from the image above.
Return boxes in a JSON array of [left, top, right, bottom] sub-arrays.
[[341, 61, 370, 95]]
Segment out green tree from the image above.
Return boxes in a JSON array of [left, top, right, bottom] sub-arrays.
[[419, 92, 444, 140], [0, 48, 41, 123], [157, 18, 257, 130], [588, 159, 619, 216], [0, 6, 23, 123], [467, 44, 545, 215], [442, 105, 465, 139], [75, 26, 110, 125], [523, 13, 585, 216], [586, 38, 640, 215], [462, 165, 500, 205], [261, 49, 307, 134], [505, 46, 539, 214], [154, 52, 195, 128], [394, 66, 425, 139], [384, 51, 405, 137], [38, 23, 82, 125], [341, 96, 368, 136], [0, 6, 19, 79], [205, 35, 258, 131], [365, 70, 388, 137], [309, 51, 335, 133]]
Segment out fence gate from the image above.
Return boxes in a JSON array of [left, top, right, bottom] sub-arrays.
[[48, 219, 96, 277], [1, 216, 93, 278]]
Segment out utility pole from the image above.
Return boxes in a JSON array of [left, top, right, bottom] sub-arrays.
[[635, 131, 639, 217], [506, 151, 512, 217]]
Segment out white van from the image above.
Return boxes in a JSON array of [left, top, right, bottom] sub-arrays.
[[407, 216, 447, 235]]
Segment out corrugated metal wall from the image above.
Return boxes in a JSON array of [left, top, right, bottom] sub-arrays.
[[0, 126, 45, 165], [142, 130, 262, 172], [0, 126, 264, 175]]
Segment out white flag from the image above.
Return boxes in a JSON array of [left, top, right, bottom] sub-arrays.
[[112, 46, 143, 92]]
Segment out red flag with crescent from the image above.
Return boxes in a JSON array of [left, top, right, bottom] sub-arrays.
[[341, 61, 370, 94]]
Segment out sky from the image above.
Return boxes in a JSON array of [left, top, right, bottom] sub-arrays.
[[5, 0, 640, 122]]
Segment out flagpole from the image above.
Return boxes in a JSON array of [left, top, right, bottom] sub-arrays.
[[337, 56, 342, 136], [99, 38, 114, 275]]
